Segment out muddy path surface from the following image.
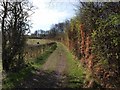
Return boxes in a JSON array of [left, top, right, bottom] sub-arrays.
[[17, 43, 68, 88]]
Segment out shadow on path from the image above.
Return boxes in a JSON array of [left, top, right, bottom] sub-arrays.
[[17, 69, 67, 88]]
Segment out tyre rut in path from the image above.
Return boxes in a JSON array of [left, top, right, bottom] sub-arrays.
[[17, 43, 68, 88]]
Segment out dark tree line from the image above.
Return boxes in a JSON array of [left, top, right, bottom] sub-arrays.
[[31, 22, 65, 40]]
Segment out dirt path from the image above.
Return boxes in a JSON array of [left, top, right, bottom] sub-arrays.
[[17, 43, 68, 88], [42, 43, 67, 74], [42, 43, 68, 87]]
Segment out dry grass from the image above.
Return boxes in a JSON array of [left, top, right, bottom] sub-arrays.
[[26, 39, 53, 45]]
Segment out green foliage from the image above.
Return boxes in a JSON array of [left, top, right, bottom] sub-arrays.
[[90, 2, 120, 87], [3, 66, 34, 89], [72, 2, 120, 87]]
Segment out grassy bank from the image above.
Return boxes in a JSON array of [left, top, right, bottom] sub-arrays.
[[30, 43, 57, 69], [2, 42, 57, 89]]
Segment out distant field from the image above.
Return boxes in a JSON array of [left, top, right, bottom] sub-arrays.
[[26, 39, 53, 45]]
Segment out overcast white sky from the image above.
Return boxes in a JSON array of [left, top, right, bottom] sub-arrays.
[[29, 0, 79, 33]]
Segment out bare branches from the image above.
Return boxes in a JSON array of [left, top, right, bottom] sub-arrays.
[[1, 0, 34, 72]]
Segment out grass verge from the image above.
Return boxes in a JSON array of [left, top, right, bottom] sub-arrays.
[[2, 42, 57, 89], [59, 43, 85, 88]]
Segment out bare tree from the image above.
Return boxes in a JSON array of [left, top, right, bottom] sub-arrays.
[[0, 0, 33, 72]]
